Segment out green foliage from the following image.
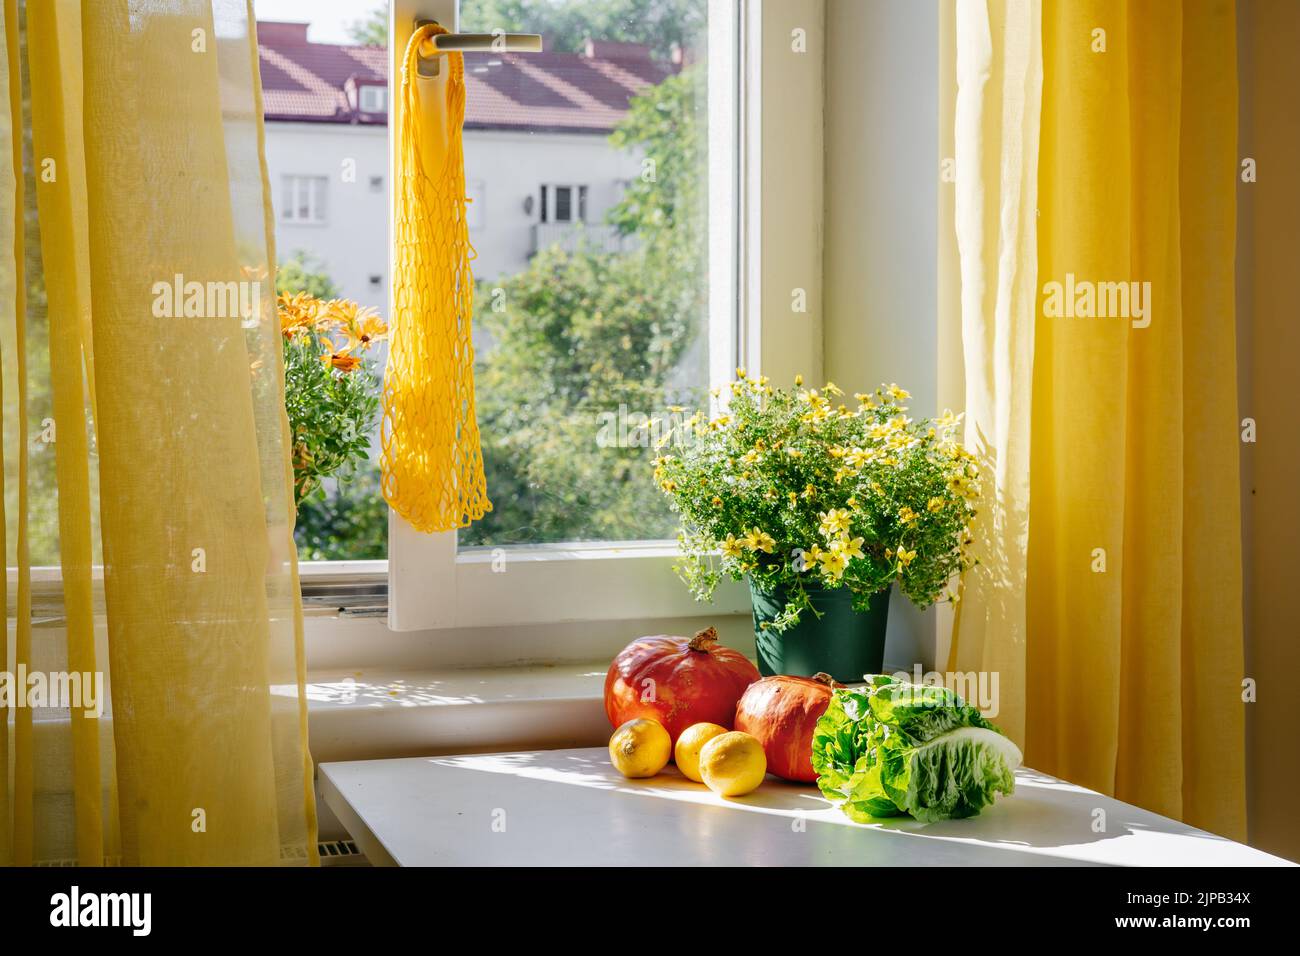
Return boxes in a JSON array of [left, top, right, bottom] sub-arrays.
[[654, 378, 980, 631], [345, 5, 388, 46], [344, 0, 707, 57], [607, 69, 707, 288], [463, 244, 702, 546], [460, 0, 706, 57], [276, 251, 341, 299], [462, 63, 709, 547], [294, 468, 388, 561], [281, 326, 379, 505], [812, 676, 1021, 822]]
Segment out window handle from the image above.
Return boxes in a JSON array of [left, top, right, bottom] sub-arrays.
[[414, 19, 542, 77]]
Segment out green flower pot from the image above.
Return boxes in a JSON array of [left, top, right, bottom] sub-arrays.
[[749, 580, 889, 684]]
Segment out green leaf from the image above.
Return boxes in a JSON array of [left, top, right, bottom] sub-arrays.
[[812, 682, 1022, 823]]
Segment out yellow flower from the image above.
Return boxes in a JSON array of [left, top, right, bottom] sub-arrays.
[[801, 544, 824, 569], [818, 508, 851, 537], [844, 447, 874, 469], [846, 496, 859, 510], [742, 528, 776, 553], [833, 535, 865, 561], [898, 506, 919, 527], [886, 383, 911, 402], [787, 491, 799, 508], [927, 496, 945, 513], [711, 496, 724, 508], [897, 546, 917, 568], [720, 535, 744, 559], [817, 547, 849, 581], [794, 374, 804, 386]]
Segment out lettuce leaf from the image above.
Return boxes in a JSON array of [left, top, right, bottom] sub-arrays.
[[812, 676, 1022, 822]]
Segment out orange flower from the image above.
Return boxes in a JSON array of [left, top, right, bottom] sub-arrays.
[[321, 349, 362, 373], [327, 299, 387, 351], [278, 291, 321, 339]]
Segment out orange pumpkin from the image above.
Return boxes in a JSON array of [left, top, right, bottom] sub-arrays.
[[604, 627, 760, 745], [734, 673, 838, 783]]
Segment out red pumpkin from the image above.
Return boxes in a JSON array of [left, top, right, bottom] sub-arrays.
[[734, 673, 838, 783], [605, 627, 760, 745]]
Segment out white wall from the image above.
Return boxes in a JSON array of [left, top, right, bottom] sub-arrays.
[[822, 0, 940, 669], [263, 121, 643, 303], [461, 129, 643, 281], [264, 122, 389, 304]]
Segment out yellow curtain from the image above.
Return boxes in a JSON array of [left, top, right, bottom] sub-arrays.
[[952, 0, 1247, 839], [947, 0, 1041, 748], [2, 0, 317, 865]]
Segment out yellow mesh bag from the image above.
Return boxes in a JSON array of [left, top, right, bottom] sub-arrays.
[[382, 24, 491, 531]]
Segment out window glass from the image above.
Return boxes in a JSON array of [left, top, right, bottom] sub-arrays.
[[459, 0, 717, 549], [260, 0, 720, 559]]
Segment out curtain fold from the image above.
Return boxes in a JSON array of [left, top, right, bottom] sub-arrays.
[[948, 0, 1040, 748], [951, 0, 1247, 839], [2, 0, 317, 865]]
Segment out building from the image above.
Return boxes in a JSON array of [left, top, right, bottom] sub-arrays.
[[256, 21, 676, 304]]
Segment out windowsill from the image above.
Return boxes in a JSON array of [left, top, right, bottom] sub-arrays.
[[303, 661, 611, 764]]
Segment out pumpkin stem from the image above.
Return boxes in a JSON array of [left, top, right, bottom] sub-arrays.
[[811, 671, 839, 687], [688, 626, 719, 651]]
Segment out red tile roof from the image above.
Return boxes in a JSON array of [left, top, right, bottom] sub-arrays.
[[256, 21, 676, 133]]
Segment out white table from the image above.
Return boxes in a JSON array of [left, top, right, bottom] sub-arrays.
[[320, 747, 1293, 866]]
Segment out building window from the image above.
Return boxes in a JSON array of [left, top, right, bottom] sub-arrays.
[[280, 175, 328, 224], [359, 85, 387, 113], [540, 183, 587, 224]]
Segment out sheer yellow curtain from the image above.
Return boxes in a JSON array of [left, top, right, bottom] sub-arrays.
[[2, 0, 317, 865], [947, 0, 1041, 748], [951, 0, 1246, 839]]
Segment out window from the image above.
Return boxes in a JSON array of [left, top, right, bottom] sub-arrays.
[[539, 183, 586, 223], [387, 0, 754, 630], [280, 175, 328, 224], [359, 85, 387, 113]]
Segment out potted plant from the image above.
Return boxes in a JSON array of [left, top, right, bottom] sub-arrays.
[[277, 291, 387, 507], [654, 373, 979, 682]]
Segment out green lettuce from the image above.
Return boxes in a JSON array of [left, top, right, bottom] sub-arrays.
[[812, 675, 1022, 823]]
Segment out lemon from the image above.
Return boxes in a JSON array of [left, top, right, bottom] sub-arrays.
[[674, 722, 729, 783], [609, 718, 671, 778], [699, 731, 767, 797]]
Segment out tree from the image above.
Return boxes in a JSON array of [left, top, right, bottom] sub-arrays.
[[345, 0, 708, 59], [461, 65, 709, 547], [460, 0, 706, 57], [276, 250, 341, 299], [346, 5, 388, 46]]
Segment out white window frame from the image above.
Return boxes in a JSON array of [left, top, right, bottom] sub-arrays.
[[359, 84, 388, 114], [382, 0, 823, 631], [540, 182, 586, 223], [281, 174, 328, 224]]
